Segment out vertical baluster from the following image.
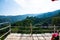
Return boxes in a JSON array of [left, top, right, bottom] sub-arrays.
[[30, 23, 32, 36], [9, 23, 11, 34], [0, 37, 1, 40], [54, 25, 56, 33]]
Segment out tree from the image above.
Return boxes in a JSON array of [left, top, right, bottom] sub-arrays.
[[52, 17, 60, 26]]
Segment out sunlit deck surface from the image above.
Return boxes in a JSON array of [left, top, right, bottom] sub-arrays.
[[5, 33, 53, 40]]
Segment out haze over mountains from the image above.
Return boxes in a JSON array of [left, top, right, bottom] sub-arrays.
[[0, 10, 60, 23], [0, 14, 38, 23]]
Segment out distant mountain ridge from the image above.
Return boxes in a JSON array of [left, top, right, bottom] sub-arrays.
[[36, 10, 60, 18], [0, 10, 60, 23], [0, 14, 38, 23]]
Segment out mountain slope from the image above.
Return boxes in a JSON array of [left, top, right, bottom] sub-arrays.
[[36, 10, 60, 18], [0, 14, 38, 23], [0, 10, 60, 23], [12, 10, 60, 26]]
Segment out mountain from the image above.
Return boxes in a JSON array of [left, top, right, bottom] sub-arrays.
[[12, 10, 60, 26], [0, 10, 60, 23], [36, 10, 60, 18], [0, 14, 38, 23]]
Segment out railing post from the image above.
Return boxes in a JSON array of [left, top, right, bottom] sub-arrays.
[[30, 23, 32, 36], [54, 25, 56, 33], [59, 34, 60, 40], [9, 23, 11, 34], [0, 38, 1, 40]]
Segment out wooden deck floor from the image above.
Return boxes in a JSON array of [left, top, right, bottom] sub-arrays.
[[5, 33, 53, 40]]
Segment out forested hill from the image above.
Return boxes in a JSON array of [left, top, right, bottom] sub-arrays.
[[36, 10, 60, 18], [0, 10, 60, 24], [0, 14, 38, 23], [12, 10, 60, 26]]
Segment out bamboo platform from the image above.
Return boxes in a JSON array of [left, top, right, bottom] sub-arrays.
[[5, 33, 52, 40]]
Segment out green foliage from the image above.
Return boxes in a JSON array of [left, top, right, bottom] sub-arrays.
[[11, 26, 19, 33], [11, 11, 60, 33], [52, 17, 60, 26]]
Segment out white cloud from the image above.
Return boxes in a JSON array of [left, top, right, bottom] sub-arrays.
[[14, 0, 60, 15]]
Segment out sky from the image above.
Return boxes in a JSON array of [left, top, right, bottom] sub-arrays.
[[0, 0, 60, 16]]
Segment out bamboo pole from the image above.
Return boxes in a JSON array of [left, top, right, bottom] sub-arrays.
[[0, 38, 1, 40], [54, 25, 56, 33], [9, 23, 11, 34], [30, 23, 32, 36]]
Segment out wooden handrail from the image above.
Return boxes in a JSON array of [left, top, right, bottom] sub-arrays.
[[0, 30, 11, 38], [0, 22, 9, 25], [0, 22, 11, 40], [0, 26, 10, 30]]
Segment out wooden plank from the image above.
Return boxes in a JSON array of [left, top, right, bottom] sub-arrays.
[[21, 37, 26, 40], [32, 34, 37, 37], [38, 37, 45, 40], [5, 33, 21, 40], [41, 34, 46, 40], [5, 33, 53, 40], [22, 34, 31, 37], [33, 37, 38, 40], [37, 34, 42, 37], [26, 37, 32, 40], [32, 34, 38, 40], [44, 33, 52, 37], [44, 37, 51, 40]]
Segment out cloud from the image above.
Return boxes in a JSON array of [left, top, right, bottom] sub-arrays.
[[14, 0, 60, 14]]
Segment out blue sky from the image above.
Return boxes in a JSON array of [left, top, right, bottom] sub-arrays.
[[0, 0, 60, 16]]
